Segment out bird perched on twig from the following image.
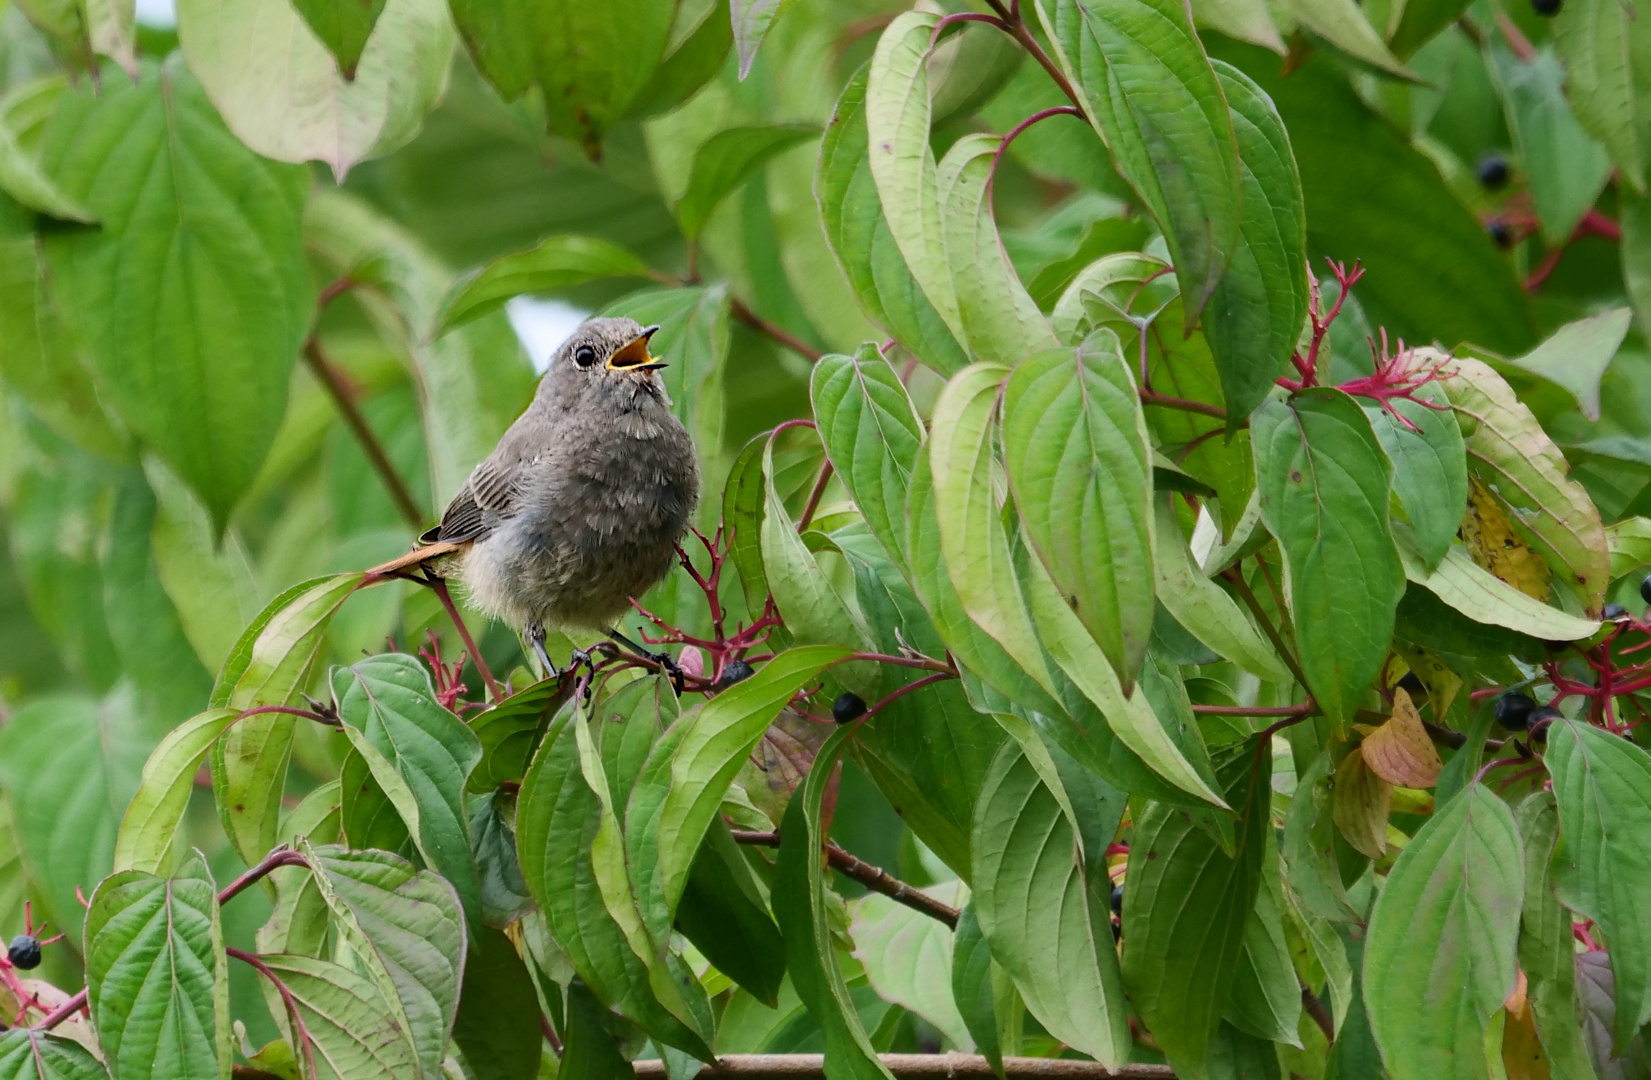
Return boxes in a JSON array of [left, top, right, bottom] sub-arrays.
[[369, 317, 699, 678]]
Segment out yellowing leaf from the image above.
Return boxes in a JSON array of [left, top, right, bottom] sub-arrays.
[[1501, 972, 1553, 1080], [1361, 688, 1443, 788], [1462, 474, 1552, 601], [1332, 747, 1392, 859]]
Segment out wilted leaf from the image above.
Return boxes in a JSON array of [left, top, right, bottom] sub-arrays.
[[1331, 746, 1391, 859], [1394, 523, 1600, 641], [1361, 687, 1443, 788]]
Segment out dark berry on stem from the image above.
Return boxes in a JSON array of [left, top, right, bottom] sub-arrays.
[[1476, 153, 1510, 190], [1487, 220, 1513, 249], [1531, 0, 1560, 16], [832, 692, 868, 723], [1528, 705, 1563, 741], [1111, 884, 1124, 917], [8, 935, 40, 970], [1641, 573, 1651, 607], [717, 659, 755, 688], [1604, 602, 1629, 620], [1494, 692, 1536, 731]]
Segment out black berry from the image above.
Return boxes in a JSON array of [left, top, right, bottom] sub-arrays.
[[1531, 0, 1560, 16], [831, 692, 867, 723], [716, 660, 755, 688], [1487, 220, 1513, 249], [1494, 692, 1536, 731], [1528, 705, 1564, 741], [1476, 153, 1511, 190], [1110, 884, 1124, 917], [8, 935, 40, 970], [1640, 573, 1651, 606], [1604, 603, 1630, 620]]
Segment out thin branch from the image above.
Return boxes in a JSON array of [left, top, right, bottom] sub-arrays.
[[840, 652, 956, 674], [1192, 703, 1315, 717], [303, 337, 424, 529], [798, 461, 834, 533], [429, 576, 502, 703], [731, 298, 824, 362], [1139, 389, 1228, 421], [1221, 567, 1311, 691], [731, 831, 960, 929], [989, 106, 1083, 203], [1301, 984, 1335, 1044], [634, 1055, 1176, 1079], [980, 0, 1086, 118], [217, 849, 310, 906], [32, 990, 86, 1031], [227, 948, 319, 1080]]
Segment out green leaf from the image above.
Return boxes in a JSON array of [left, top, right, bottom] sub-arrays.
[[1278, 0, 1411, 74], [865, 12, 965, 345], [930, 363, 1060, 699], [1495, 307, 1632, 423], [450, 926, 542, 1080], [468, 676, 576, 794], [178, 0, 452, 178], [950, 902, 1003, 1071], [82, 0, 136, 73], [333, 654, 484, 922], [434, 236, 656, 336], [851, 882, 972, 1049], [634, 0, 732, 116], [447, 0, 673, 153], [811, 347, 926, 571], [974, 741, 1130, 1068], [471, 791, 534, 928], [0, 691, 159, 944], [601, 284, 731, 467], [562, 979, 636, 1080], [626, 645, 852, 946], [732, 0, 789, 77], [1204, 61, 1309, 424], [1445, 356, 1611, 612], [301, 842, 466, 1080], [290, 0, 387, 79], [1225, 837, 1303, 1046], [1122, 745, 1271, 1075], [676, 821, 785, 1007], [0, 113, 93, 223], [677, 124, 819, 239], [1514, 793, 1596, 1080], [1153, 496, 1289, 682], [1393, 526, 1601, 640], [86, 853, 231, 1080], [38, 57, 313, 528], [816, 66, 970, 374], [115, 708, 238, 875], [1491, 48, 1612, 246], [0, 1030, 108, 1080], [1252, 390, 1404, 725], [1215, 43, 1533, 354], [772, 727, 896, 1080], [256, 952, 424, 1080], [1041, 0, 1243, 317], [1552, 0, 1651, 192], [1003, 330, 1154, 688], [936, 133, 1060, 364], [1365, 785, 1522, 1080], [1546, 715, 1651, 1050], [212, 572, 364, 867], [1363, 381, 1468, 572]]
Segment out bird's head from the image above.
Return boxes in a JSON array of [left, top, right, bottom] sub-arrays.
[[539, 317, 672, 413]]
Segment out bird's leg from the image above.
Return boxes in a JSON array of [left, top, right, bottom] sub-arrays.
[[606, 629, 684, 694], [527, 623, 559, 679]]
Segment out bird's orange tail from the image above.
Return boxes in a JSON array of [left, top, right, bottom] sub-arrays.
[[366, 540, 466, 576]]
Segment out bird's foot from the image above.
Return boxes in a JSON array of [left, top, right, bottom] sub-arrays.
[[605, 629, 684, 694], [527, 624, 558, 679], [567, 648, 596, 700]]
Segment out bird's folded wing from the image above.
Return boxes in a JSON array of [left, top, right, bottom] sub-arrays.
[[422, 453, 526, 544]]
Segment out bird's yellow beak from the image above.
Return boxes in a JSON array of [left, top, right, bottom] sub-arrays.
[[607, 326, 666, 370]]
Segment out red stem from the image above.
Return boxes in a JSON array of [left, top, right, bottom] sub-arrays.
[[798, 461, 834, 533], [429, 577, 501, 703], [32, 990, 86, 1031], [217, 849, 310, 906], [227, 948, 319, 1080], [1192, 703, 1315, 717]]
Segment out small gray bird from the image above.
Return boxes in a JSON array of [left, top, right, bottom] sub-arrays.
[[371, 317, 699, 675]]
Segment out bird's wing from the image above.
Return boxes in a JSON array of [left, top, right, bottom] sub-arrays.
[[421, 452, 528, 544]]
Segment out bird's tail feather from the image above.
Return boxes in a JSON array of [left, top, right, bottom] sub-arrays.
[[366, 540, 466, 576]]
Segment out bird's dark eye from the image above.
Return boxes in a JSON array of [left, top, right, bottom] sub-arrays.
[[573, 344, 598, 368]]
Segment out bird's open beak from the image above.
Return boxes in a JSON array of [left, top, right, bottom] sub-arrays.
[[607, 325, 667, 370]]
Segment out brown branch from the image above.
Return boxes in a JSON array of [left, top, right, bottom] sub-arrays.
[[731, 831, 960, 929], [32, 990, 86, 1031], [731, 298, 824, 362], [980, 0, 1086, 118], [1301, 984, 1335, 1044], [1139, 389, 1227, 421], [303, 337, 424, 529], [635, 1055, 1175, 1079], [1192, 703, 1315, 717]]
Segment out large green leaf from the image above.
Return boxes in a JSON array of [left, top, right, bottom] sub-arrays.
[[1364, 382, 1467, 573], [446, 0, 673, 153], [0, 113, 92, 223], [1445, 357, 1611, 613], [1552, 0, 1651, 192], [974, 741, 1130, 1068], [865, 12, 965, 344], [817, 67, 969, 374], [333, 654, 484, 922], [936, 133, 1059, 364], [1364, 785, 1523, 1080], [851, 882, 972, 1049], [677, 124, 819, 239], [810, 347, 926, 570], [1204, 61, 1309, 423], [290, 0, 387, 79], [950, 903, 1004, 1071], [85, 853, 230, 1080], [0, 1030, 107, 1080], [433, 235, 656, 335], [1546, 715, 1651, 1049], [1496, 307, 1632, 423], [115, 708, 238, 875], [467, 676, 575, 794], [301, 842, 466, 1080], [178, 0, 452, 178], [1122, 746, 1270, 1075], [212, 573, 364, 867], [38, 57, 312, 528], [1225, 840, 1302, 1046], [1214, 44, 1533, 354], [772, 726, 896, 1080], [256, 952, 423, 1080], [1252, 389, 1404, 725], [676, 821, 786, 1007], [1491, 48, 1612, 246], [1514, 793, 1596, 1080], [1002, 330, 1154, 688], [449, 926, 542, 1080], [1040, 0, 1243, 317], [1392, 527, 1601, 641]]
